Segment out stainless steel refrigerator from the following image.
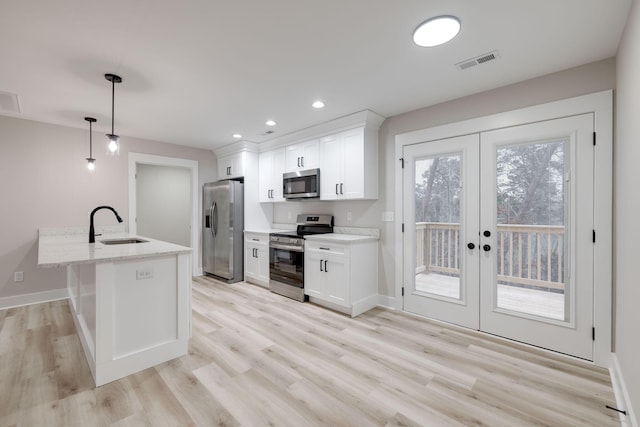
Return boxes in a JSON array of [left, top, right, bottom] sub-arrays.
[[203, 180, 244, 282]]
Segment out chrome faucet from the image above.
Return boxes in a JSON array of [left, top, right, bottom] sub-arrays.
[[89, 206, 123, 243]]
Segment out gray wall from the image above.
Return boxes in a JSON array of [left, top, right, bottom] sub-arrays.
[[0, 116, 217, 300], [615, 0, 640, 418], [136, 163, 192, 247]]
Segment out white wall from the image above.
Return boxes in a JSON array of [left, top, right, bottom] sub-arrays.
[[0, 116, 217, 300], [615, 0, 640, 419]]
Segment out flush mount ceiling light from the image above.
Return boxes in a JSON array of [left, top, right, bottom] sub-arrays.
[[413, 15, 461, 47], [105, 73, 122, 154], [85, 116, 97, 171], [265, 120, 276, 126], [312, 100, 325, 109], [233, 133, 242, 138]]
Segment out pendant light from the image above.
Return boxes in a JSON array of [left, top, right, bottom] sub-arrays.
[[85, 117, 97, 171], [105, 73, 122, 154]]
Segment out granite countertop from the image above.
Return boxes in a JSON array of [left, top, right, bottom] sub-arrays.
[[304, 233, 379, 243], [38, 228, 192, 268]]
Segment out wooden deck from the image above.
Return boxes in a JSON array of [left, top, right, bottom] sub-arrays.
[[415, 272, 565, 320]]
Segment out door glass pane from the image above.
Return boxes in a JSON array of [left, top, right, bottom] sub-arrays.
[[414, 154, 462, 300], [495, 139, 568, 321]]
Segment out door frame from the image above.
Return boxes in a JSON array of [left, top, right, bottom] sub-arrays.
[[394, 90, 613, 367], [128, 152, 200, 275]]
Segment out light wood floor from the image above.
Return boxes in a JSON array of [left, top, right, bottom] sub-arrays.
[[1, 276, 620, 426]]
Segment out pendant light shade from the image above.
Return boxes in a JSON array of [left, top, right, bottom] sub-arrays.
[[85, 117, 97, 171], [105, 73, 122, 154]]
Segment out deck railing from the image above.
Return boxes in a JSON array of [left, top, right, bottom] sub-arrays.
[[416, 222, 565, 291]]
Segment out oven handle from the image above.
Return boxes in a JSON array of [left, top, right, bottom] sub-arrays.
[[269, 243, 304, 252]]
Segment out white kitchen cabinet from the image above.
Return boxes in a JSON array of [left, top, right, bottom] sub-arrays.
[[319, 127, 378, 200], [218, 151, 246, 179], [259, 148, 286, 202], [304, 235, 378, 317], [284, 139, 319, 172], [244, 232, 270, 287]]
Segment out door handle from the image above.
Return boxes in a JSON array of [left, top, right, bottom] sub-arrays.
[[324, 260, 328, 272], [483, 244, 491, 252], [211, 202, 217, 238], [467, 243, 475, 250], [320, 259, 323, 272]]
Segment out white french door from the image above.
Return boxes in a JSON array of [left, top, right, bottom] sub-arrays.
[[403, 114, 595, 360]]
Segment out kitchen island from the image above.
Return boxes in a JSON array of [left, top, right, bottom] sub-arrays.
[[38, 227, 192, 387]]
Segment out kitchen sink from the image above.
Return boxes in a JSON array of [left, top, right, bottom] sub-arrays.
[[100, 238, 148, 245]]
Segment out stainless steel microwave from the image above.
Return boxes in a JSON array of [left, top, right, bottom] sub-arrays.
[[283, 168, 320, 200]]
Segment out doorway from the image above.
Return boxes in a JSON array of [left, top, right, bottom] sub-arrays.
[[128, 153, 199, 275], [395, 91, 612, 365]]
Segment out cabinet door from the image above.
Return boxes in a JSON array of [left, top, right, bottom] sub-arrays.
[[244, 243, 258, 281], [256, 246, 270, 284], [319, 134, 342, 200], [218, 155, 232, 179], [285, 144, 305, 172], [259, 152, 274, 202], [304, 250, 324, 297], [324, 253, 349, 307], [341, 128, 365, 199], [271, 148, 286, 201], [300, 139, 319, 169]]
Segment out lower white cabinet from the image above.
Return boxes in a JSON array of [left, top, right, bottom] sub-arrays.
[[304, 236, 378, 317], [244, 232, 270, 287]]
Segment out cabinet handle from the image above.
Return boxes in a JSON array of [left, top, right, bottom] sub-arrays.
[[340, 183, 343, 195], [297, 157, 301, 167], [335, 184, 339, 195], [252, 238, 260, 241], [483, 244, 491, 252], [227, 166, 231, 175], [301, 156, 304, 167], [324, 260, 328, 272], [320, 259, 323, 272], [319, 247, 330, 250]]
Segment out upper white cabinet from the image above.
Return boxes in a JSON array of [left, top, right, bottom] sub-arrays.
[[319, 127, 378, 200], [218, 151, 246, 179], [259, 148, 286, 202], [284, 139, 319, 172]]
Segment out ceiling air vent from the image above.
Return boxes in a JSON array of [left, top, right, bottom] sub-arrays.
[[455, 50, 500, 71], [0, 91, 21, 114]]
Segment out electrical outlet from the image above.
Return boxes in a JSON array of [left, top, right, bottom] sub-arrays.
[[14, 271, 24, 282], [382, 211, 394, 222], [347, 212, 352, 221], [136, 269, 153, 280]]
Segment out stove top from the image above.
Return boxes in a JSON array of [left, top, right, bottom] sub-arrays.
[[269, 214, 334, 240]]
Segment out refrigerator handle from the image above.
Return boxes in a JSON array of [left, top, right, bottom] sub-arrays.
[[211, 201, 217, 238]]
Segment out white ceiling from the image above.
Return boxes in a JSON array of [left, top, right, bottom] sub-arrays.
[[0, 0, 632, 150]]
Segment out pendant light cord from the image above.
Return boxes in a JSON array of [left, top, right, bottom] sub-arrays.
[[89, 120, 93, 157], [111, 78, 115, 135]]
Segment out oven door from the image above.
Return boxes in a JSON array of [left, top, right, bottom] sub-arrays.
[[269, 243, 304, 287]]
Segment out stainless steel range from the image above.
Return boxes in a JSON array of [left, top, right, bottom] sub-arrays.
[[269, 214, 334, 302]]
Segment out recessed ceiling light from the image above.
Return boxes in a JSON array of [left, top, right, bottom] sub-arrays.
[[266, 120, 276, 126], [233, 133, 242, 138], [312, 101, 325, 109], [413, 15, 461, 47]]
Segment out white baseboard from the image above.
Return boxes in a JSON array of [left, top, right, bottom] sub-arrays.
[[193, 267, 203, 277], [377, 294, 397, 310], [0, 288, 69, 310], [610, 353, 638, 427]]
